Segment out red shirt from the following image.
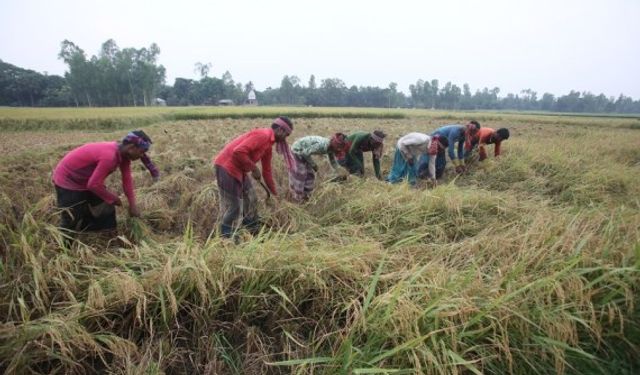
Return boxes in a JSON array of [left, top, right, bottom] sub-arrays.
[[53, 142, 135, 206], [474, 127, 502, 160], [213, 128, 278, 195]]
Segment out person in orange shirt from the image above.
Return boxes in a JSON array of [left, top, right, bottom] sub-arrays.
[[468, 127, 510, 161]]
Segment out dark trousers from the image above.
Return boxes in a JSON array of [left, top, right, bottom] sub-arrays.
[[215, 166, 260, 237], [55, 185, 117, 233], [417, 153, 446, 179], [338, 151, 364, 175]]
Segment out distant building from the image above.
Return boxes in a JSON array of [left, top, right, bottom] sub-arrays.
[[153, 98, 167, 106], [246, 90, 257, 105], [217, 99, 234, 106]]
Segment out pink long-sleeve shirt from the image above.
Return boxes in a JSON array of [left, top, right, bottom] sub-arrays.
[[53, 142, 136, 206]]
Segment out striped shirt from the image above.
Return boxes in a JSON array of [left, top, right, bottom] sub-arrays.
[[291, 136, 339, 170]]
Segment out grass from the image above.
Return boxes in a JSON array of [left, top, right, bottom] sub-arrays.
[[0, 108, 639, 374]]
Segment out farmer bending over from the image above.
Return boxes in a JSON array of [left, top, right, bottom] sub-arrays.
[[338, 130, 386, 180], [467, 127, 510, 162], [52, 130, 158, 237], [387, 132, 448, 186], [213, 116, 294, 238], [289, 133, 349, 202], [424, 121, 480, 176]]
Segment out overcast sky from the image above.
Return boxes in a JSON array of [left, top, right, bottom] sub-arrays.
[[1, 0, 639, 98]]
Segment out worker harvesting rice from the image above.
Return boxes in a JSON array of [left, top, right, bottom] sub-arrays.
[[52, 130, 158, 238], [338, 130, 386, 180], [213, 116, 294, 238], [288, 133, 349, 202], [387, 132, 448, 186]]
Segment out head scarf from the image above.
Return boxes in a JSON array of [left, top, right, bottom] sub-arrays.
[[428, 135, 443, 156], [330, 133, 348, 159], [370, 130, 386, 159], [370, 131, 385, 144], [463, 123, 479, 152], [272, 117, 295, 172], [122, 131, 152, 151]]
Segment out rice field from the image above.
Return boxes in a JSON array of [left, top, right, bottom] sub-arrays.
[[0, 107, 639, 374]]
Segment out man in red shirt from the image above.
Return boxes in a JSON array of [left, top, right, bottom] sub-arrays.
[[213, 116, 294, 238]]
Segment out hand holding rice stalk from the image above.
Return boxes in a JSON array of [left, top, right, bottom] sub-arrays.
[[327, 167, 350, 183], [126, 216, 152, 243], [259, 180, 277, 207], [251, 166, 275, 205]]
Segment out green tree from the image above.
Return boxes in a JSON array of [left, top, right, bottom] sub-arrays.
[[194, 62, 212, 79], [540, 93, 555, 111], [409, 79, 424, 107], [319, 78, 347, 106], [429, 79, 439, 108], [58, 40, 93, 106], [461, 83, 473, 109], [58, 39, 165, 107], [388, 82, 398, 108]]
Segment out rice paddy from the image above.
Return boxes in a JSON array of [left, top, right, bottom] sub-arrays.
[[0, 107, 639, 374]]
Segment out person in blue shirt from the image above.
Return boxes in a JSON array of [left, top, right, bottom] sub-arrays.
[[418, 121, 480, 178]]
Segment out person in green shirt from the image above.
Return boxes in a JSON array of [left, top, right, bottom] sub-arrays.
[[337, 130, 386, 179], [288, 133, 349, 202]]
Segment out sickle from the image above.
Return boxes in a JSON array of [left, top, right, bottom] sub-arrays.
[[257, 179, 271, 199]]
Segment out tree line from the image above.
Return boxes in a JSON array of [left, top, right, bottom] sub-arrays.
[[1, 39, 639, 114], [57, 39, 166, 107]]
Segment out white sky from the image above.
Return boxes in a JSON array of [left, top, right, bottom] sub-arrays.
[[1, 0, 639, 98]]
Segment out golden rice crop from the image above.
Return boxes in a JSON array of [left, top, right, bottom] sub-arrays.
[[0, 108, 639, 374]]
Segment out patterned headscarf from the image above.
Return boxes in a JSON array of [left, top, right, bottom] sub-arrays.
[[122, 131, 152, 151], [370, 130, 385, 144], [330, 133, 348, 159], [464, 122, 480, 152], [428, 135, 443, 156], [272, 117, 295, 172]]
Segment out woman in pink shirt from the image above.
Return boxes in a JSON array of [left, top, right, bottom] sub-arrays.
[[52, 130, 158, 236]]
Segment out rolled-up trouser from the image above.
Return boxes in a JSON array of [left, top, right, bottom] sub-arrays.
[[55, 185, 117, 232], [215, 166, 258, 236]]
